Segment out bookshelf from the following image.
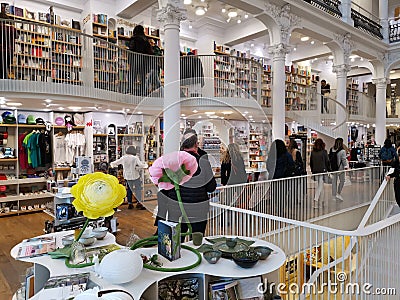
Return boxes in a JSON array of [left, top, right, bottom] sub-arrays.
[[285, 65, 312, 111], [8, 14, 82, 84], [261, 65, 272, 107], [248, 131, 266, 170], [346, 79, 359, 115]]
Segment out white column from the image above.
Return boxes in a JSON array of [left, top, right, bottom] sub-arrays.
[[333, 64, 350, 141], [379, 0, 389, 43], [269, 43, 289, 141], [340, 0, 353, 25], [157, 3, 186, 154], [373, 78, 388, 145]]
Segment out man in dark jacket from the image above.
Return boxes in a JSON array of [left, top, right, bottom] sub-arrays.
[[128, 25, 153, 95], [156, 132, 217, 237]]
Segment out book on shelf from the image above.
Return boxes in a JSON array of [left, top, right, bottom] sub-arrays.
[[158, 277, 199, 300], [209, 276, 264, 300], [16, 236, 56, 258], [158, 220, 181, 261]]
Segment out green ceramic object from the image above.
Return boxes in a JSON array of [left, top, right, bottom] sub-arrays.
[[232, 250, 260, 268]]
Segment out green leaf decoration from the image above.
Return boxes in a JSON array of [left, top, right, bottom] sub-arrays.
[[48, 246, 72, 259], [196, 244, 213, 253]]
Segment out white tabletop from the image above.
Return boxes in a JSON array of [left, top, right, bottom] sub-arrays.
[[12, 234, 285, 300], [123, 236, 286, 300]]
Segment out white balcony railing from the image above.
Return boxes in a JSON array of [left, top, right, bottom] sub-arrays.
[[207, 166, 399, 299]]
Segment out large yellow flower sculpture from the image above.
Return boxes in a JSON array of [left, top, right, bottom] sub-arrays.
[[71, 172, 126, 219]]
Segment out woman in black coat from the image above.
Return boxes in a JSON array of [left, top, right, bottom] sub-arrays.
[[156, 132, 217, 236]]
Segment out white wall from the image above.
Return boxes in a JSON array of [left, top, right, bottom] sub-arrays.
[[311, 60, 337, 90]]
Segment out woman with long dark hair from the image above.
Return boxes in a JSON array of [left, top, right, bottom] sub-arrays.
[[310, 138, 330, 208], [266, 139, 294, 179]]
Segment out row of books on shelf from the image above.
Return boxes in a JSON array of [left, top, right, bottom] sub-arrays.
[[5, 5, 80, 30], [158, 275, 277, 299], [14, 22, 50, 34]]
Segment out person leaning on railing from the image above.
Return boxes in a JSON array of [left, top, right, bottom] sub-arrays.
[[0, 7, 17, 79], [128, 25, 153, 95]]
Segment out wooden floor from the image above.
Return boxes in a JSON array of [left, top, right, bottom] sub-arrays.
[[0, 202, 156, 300]]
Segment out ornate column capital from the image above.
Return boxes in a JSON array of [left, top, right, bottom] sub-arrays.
[[372, 78, 390, 88], [268, 43, 290, 60], [157, 0, 186, 26], [332, 64, 351, 78], [333, 33, 354, 64], [265, 3, 301, 44]]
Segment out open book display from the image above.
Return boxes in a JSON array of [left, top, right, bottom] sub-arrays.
[[16, 237, 56, 259]]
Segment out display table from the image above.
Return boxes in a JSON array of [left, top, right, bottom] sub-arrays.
[[11, 233, 285, 300]]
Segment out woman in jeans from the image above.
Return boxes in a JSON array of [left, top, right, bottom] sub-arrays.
[[310, 138, 330, 208], [330, 137, 349, 201], [110, 146, 148, 209]]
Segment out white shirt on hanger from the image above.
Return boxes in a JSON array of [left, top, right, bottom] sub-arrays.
[[110, 154, 148, 180]]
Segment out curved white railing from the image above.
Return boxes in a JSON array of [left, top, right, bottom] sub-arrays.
[[207, 168, 399, 299]]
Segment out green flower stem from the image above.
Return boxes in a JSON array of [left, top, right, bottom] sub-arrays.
[[75, 218, 91, 241], [174, 183, 192, 237], [130, 236, 158, 250]]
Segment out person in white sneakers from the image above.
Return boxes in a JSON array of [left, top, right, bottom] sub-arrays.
[[330, 137, 349, 201], [110, 146, 148, 209]]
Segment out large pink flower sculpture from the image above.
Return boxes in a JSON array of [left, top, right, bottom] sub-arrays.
[[149, 151, 198, 190]]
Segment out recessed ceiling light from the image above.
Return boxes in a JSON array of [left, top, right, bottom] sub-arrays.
[[390, 70, 396, 74], [293, 47, 297, 51], [237, 19, 241, 24], [0, 105, 6, 108], [43, 108, 50, 111], [7, 102, 22, 106], [195, 6, 206, 16], [221, 111, 233, 115], [137, 111, 143, 114], [244, 14, 248, 19], [210, 115, 219, 119], [310, 40, 315, 45], [183, 0, 192, 4], [328, 55, 334, 59], [250, 43, 254, 47], [249, 115, 253, 118], [228, 9, 237, 18], [244, 111, 248, 114], [192, 109, 198, 113], [189, 24, 192, 29], [219, 116, 224, 119], [181, 113, 186, 116], [300, 36, 310, 42], [68, 106, 81, 110], [360, 57, 364, 61], [125, 108, 130, 112], [44, 99, 52, 103], [221, 8, 226, 13], [226, 18, 230, 23], [205, 111, 215, 115], [106, 109, 112, 112], [198, 116, 202, 118], [58, 107, 65, 110]]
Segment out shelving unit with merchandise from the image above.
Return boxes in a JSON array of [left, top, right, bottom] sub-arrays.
[[346, 79, 360, 115], [7, 13, 83, 84], [285, 65, 312, 111], [0, 118, 55, 217], [199, 124, 221, 169], [107, 124, 117, 172], [213, 49, 235, 98], [261, 65, 272, 107], [93, 133, 107, 172], [51, 28, 83, 85], [213, 43, 263, 100], [231, 122, 249, 168], [248, 131, 266, 170]]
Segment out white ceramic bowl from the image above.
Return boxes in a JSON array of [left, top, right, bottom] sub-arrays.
[[61, 235, 74, 247], [79, 233, 96, 246], [92, 227, 108, 240]]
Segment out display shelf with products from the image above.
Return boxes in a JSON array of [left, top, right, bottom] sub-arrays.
[[346, 79, 359, 115], [144, 125, 157, 167], [285, 65, 312, 111], [248, 132, 266, 170], [93, 134, 107, 172], [107, 124, 117, 164], [8, 14, 83, 84], [261, 65, 272, 107]]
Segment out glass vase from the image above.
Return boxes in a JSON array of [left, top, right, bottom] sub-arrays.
[[69, 241, 86, 265]]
